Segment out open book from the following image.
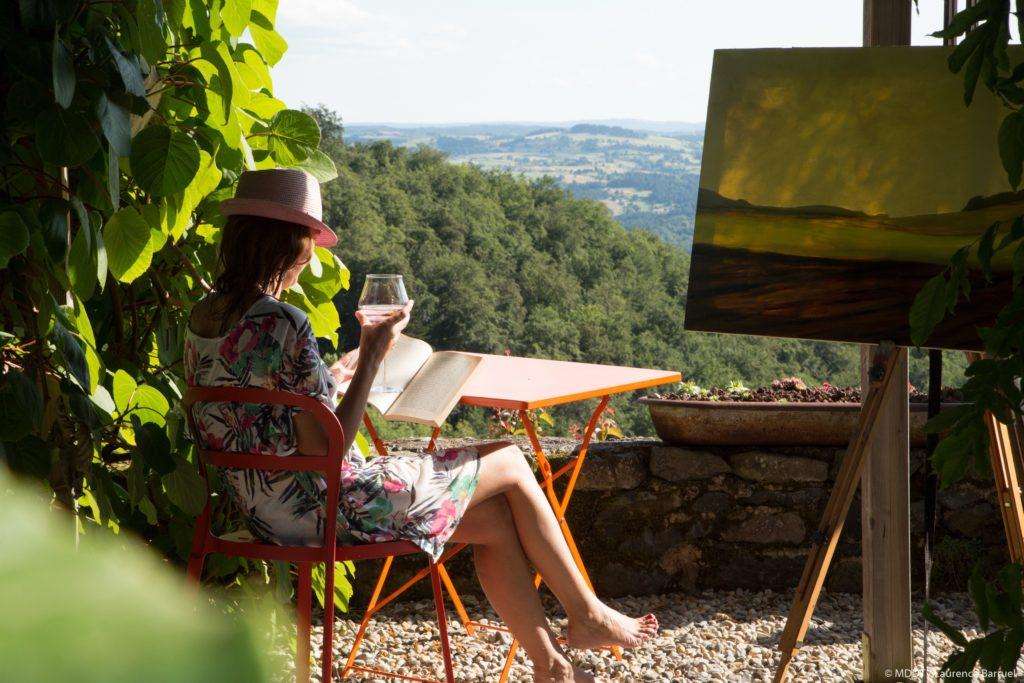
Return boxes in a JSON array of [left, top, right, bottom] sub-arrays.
[[338, 335, 481, 428]]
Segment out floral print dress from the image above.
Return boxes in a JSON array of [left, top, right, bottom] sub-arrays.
[[183, 294, 480, 561]]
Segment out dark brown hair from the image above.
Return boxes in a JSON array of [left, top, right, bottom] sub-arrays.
[[211, 214, 312, 330]]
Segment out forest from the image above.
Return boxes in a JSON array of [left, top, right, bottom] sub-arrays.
[[309, 108, 965, 436]]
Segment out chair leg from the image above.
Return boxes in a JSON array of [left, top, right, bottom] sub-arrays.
[[430, 563, 455, 683], [342, 555, 393, 678], [296, 563, 313, 683], [185, 505, 211, 586], [321, 560, 336, 682]]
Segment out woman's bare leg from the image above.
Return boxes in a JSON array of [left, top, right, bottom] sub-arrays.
[[450, 496, 592, 682], [465, 441, 658, 650]]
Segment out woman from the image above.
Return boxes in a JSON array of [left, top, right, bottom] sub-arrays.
[[185, 169, 657, 682]]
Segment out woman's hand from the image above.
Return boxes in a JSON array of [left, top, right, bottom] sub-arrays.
[[355, 300, 413, 364], [329, 348, 360, 384]]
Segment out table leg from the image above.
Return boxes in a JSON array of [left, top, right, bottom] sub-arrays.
[[363, 413, 388, 456], [499, 397, 617, 681]]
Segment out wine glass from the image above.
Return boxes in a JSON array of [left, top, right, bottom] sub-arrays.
[[358, 274, 409, 393]]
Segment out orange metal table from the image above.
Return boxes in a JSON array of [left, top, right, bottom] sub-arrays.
[[351, 355, 680, 681]]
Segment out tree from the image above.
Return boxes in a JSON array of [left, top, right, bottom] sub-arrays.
[[0, 0, 349, 607]]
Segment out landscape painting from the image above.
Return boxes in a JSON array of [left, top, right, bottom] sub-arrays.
[[686, 47, 1018, 350]]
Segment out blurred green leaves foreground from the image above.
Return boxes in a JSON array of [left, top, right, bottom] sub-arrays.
[[0, 0, 349, 606], [0, 472, 269, 682]]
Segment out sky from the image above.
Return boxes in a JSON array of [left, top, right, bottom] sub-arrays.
[[272, 0, 949, 125]]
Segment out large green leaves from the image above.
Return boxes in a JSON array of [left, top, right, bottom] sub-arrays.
[[0, 211, 30, 269], [96, 93, 131, 157], [249, 9, 287, 66], [52, 34, 75, 108], [130, 125, 201, 197], [0, 371, 42, 441], [252, 109, 320, 165], [35, 108, 99, 166], [103, 207, 165, 283], [221, 0, 252, 36]]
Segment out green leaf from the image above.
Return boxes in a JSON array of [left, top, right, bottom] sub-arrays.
[[293, 148, 338, 182], [923, 601, 970, 647], [999, 113, 1024, 189], [1013, 241, 1024, 288], [113, 369, 138, 413], [235, 44, 272, 91], [52, 314, 89, 390], [998, 216, 1024, 250], [299, 247, 349, 302], [923, 404, 975, 434], [0, 371, 42, 441], [161, 150, 221, 239], [67, 225, 97, 301], [136, 0, 167, 65], [198, 41, 239, 123], [999, 564, 1023, 612], [979, 631, 1006, 673], [0, 211, 30, 269], [51, 34, 75, 108], [130, 125, 201, 197], [932, 1, 992, 38], [97, 93, 131, 157], [130, 385, 170, 426], [2, 436, 52, 479], [162, 457, 206, 515], [133, 419, 175, 475], [249, 10, 287, 66], [257, 109, 320, 165], [311, 561, 354, 612], [978, 222, 999, 282], [221, 0, 252, 36], [107, 144, 120, 210], [964, 43, 986, 106], [909, 274, 948, 346], [969, 564, 990, 631], [72, 296, 102, 392], [104, 36, 147, 98], [35, 108, 99, 166], [103, 207, 163, 283]]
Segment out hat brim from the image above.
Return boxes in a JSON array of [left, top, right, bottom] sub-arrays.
[[220, 198, 338, 247]]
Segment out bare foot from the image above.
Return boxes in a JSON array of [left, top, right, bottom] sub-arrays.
[[533, 659, 596, 682], [566, 604, 658, 650]]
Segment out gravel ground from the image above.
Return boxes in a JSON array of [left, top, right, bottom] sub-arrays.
[[288, 590, 981, 682]]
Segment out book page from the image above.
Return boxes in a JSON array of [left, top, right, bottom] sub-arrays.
[[385, 351, 481, 427], [337, 335, 433, 413]]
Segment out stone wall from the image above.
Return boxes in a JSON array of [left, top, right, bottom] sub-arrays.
[[350, 436, 1007, 601]]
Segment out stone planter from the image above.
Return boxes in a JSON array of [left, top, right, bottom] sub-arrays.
[[638, 398, 961, 447]]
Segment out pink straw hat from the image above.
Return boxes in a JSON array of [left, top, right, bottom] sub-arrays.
[[219, 168, 338, 247]]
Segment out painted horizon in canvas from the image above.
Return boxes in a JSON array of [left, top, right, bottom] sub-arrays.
[[685, 47, 1016, 350]]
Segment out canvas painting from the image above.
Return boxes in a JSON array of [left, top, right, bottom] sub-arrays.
[[685, 47, 1017, 350]]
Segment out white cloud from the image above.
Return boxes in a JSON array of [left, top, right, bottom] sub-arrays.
[[276, 0, 370, 27]]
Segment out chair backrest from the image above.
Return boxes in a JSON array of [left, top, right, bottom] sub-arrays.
[[182, 385, 345, 554]]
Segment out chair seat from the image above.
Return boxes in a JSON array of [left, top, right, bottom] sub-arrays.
[[207, 532, 426, 563]]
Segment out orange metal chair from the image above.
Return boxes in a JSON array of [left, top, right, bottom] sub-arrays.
[[183, 386, 455, 683]]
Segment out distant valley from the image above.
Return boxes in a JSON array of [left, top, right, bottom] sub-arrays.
[[345, 121, 704, 246]]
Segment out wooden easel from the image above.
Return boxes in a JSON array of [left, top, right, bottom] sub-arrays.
[[773, 346, 1024, 682]]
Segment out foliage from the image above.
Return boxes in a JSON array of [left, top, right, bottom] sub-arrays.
[[1, 471, 270, 681], [924, 564, 1024, 680], [0, 0, 348, 609], [911, 1, 1024, 677]]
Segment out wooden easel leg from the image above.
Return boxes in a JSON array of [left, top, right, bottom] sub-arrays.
[[965, 352, 1024, 565], [773, 347, 900, 683]]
